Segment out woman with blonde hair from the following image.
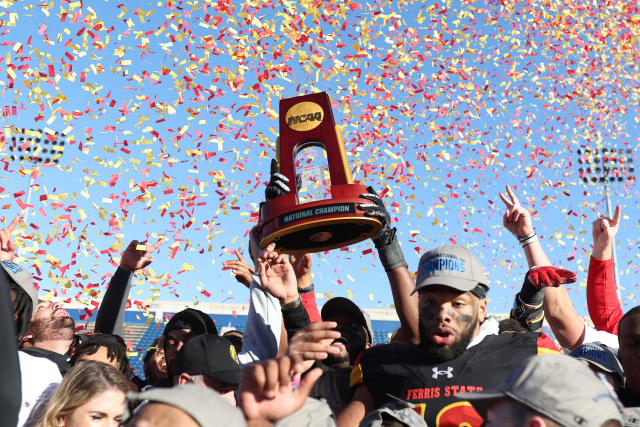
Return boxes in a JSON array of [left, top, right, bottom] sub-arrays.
[[33, 360, 130, 427]]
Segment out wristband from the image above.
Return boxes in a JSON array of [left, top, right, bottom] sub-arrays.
[[515, 231, 536, 242], [375, 231, 408, 272], [520, 235, 538, 248], [281, 295, 302, 312], [298, 283, 315, 294]]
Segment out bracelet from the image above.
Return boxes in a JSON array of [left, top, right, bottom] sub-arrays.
[[520, 235, 538, 247], [515, 231, 536, 242], [280, 295, 302, 312]]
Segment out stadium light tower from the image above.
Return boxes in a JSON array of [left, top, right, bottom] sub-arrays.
[[577, 147, 635, 291], [8, 128, 65, 221]]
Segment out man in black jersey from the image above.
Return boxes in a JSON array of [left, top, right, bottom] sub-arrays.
[[338, 245, 559, 427]]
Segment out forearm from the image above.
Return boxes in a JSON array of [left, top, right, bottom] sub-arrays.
[[282, 300, 311, 341], [239, 275, 282, 364], [511, 236, 551, 332], [276, 318, 288, 357], [337, 386, 373, 427], [587, 256, 623, 334], [95, 267, 132, 336], [592, 242, 612, 261], [543, 286, 585, 350], [387, 266, 419, 344], [374, 233, 417, 343], [522, 240, 551, 268], [521, 234, 584, 349]]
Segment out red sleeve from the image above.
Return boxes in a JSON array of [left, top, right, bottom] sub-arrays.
[[300, 289, 321, 323], [587, 256, 623, 335]]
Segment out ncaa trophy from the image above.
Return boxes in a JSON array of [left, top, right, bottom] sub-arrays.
[[259, 92, 382, 253]]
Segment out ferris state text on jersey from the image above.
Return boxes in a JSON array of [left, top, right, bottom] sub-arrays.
[[350, 332, 558, 427]]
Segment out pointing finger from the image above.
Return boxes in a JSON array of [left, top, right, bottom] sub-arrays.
[[6, 215, 21, 233], [611, 205, 621, 228], [147, 239, 165, 254]]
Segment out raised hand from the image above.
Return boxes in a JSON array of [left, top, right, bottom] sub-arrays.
[[119, 239, 164, 273], [0, 215, 20, 262], [499, 185, 534, 237], [592, 205, 621, 260], [358, 186, 394, 246], [223, 250, 255, 288], [239, 355, 323, 423], [265, 158, 290, 201], [527, 266, 577, 289], [289, 252, 312, 289], [257, 250, 298, 305], [285, 321, 341, 373], [248, 225, 276, 269]]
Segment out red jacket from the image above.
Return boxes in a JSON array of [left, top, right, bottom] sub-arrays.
[[587, 256, 623, 335]]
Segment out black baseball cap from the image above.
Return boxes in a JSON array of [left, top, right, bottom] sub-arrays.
[[164, 308, 218, 337], [321, 297, 373, 344], [175, 335, 243, 385]]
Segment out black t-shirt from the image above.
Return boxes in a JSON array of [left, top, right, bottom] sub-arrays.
[[310, 363, 353, 414], [618, 388, 640, 408], [351, 332, 558, 427]]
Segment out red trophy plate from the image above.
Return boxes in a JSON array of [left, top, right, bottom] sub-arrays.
[[259, 92, 382, 253]]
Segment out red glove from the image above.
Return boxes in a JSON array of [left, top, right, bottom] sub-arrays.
[[527, 266, 577, 289]]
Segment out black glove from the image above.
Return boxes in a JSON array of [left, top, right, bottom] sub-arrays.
[[510, 268, 548, 333], [265, 158, 290, 201], [519, 266, 577, 306], [358, 186, 407, 272], [518, 268, 546, 307], [358, 186, 393, 246]]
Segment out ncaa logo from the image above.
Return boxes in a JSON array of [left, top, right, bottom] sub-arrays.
[[285, 101, 324, 131]]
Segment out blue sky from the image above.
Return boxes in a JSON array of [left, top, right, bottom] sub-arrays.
[[0, 0, 639, 317]]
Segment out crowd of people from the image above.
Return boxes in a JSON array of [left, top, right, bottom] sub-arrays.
[[2, 171, 640, 427]]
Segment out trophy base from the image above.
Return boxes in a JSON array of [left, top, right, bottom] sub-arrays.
[[261, 216, 381, 254], [259, 184, 383, 254]]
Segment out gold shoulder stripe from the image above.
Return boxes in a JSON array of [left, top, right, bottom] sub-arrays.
[[349, 363, 364, 387]]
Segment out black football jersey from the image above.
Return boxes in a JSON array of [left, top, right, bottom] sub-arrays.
[[351, 332, 558, 426]]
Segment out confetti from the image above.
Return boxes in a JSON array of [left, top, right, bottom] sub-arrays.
[[0, 0, 635, 316]]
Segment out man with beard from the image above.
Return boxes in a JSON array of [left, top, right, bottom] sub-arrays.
[[337, 245, 559, 427], [320, 297, 372, 368], [0, 221, 68, 424], [298, 297, 373, 413], [21, 300, 76, 374]]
